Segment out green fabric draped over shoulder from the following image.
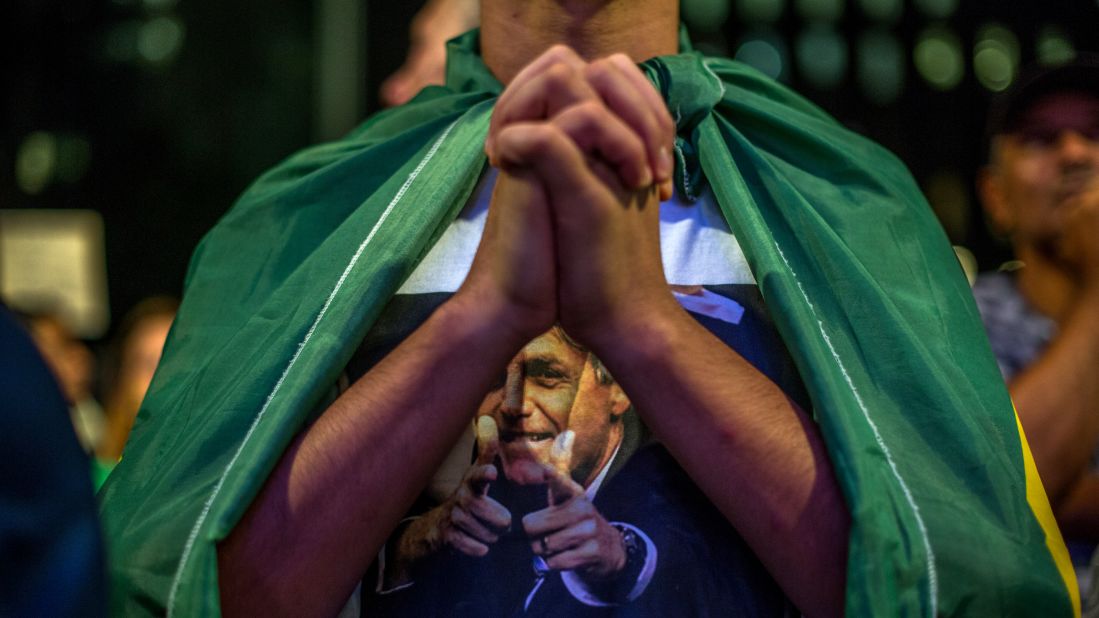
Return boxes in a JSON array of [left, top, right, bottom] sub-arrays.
[[98, 29, 1077, 616]]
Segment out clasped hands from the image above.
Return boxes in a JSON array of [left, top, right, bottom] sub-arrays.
[[457, 45, 680, 349]]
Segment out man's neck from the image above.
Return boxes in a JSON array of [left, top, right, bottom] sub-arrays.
[[480, 0, 680, 85], [1015, 244, 1078, 323], [583, 426, 625, 497]]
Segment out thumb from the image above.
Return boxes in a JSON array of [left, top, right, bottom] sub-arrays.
[[546, 430, 582, 505], [475, 415, 500, 466]]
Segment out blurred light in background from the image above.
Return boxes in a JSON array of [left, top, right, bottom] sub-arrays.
[[796, 24, 847, 89], [736, 0, 786, 24], [137, 16, 185, 66], [795, 0, 844, 23], [16, 132, 58, 195], [858, 0, 902, 24], [683, 0, 732, 33], [914, 26, 964, 90], [16, 133, 94, 195], [0, 210, 111, 339], [1037, 25, 1076, 65], [913, 0, 958, 19], [973, 24, 1019, 92], [857, 29, 905, 104], [736, 31, 789, 80], [104, 15, 185, 67]]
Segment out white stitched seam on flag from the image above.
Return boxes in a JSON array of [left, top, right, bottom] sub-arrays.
[[772, 242, 939, 618], [701, 59, 727, 99], [674, 137, 692, 199], [167, 119, 460, 617]]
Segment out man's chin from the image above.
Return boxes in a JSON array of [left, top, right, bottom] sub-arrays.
[[499, 439, 553, 485], [500, 458, 549, 485]]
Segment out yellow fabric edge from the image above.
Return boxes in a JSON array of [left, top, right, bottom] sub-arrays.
[[1016, 410, 1081, 616]]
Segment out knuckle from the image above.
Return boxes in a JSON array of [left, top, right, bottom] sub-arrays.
[[660, 108, 676, 133], [520, 513, 536, 533], [609, 53, 633, 69], [546, 44, 574, 61], [544, 62, 574, 87], [567, 100, 607, 126], [584, 61, 612, 85], [579, 518, 597, 536]]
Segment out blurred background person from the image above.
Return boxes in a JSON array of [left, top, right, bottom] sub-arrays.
[[94, 296, 178, 485], [973, 55, 1099, 593], [379, 0, 479, 107], [0, 303, 106, 616], [14, 305, 106, 457]]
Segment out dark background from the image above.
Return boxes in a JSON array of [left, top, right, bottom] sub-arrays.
[[5, 0, 1099, 343]]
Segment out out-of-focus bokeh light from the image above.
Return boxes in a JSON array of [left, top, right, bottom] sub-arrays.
[[913, 0, 958, 19], [736, 0, 786, 24], [796, 25, 847, 89], [795, 0, 844, 23], [914, 26, 964, 90], [138, 16, 185, 66], [857, 29, 905, 104], [683, 0, 732, 33], [1037, 25, 1076, 65], [736, 32, 789, 81], [858, 0, 902, 24], [16, 132, 59, 195], [973, 24, 1019, 92]]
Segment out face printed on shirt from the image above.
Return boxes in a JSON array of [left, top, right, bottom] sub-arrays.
[[476, 326, 630, 488]]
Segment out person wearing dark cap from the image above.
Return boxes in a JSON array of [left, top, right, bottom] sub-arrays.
[[975, 55, 1099, 589]]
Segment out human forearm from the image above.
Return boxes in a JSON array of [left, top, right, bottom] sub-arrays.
[[585, 301, 849, 617], [217, 293, 529, 616], [1055, 471, 1099, 542], [1011, 288, 1099, 500]]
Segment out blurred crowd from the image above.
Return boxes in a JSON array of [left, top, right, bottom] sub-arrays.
[[11, 296, 178, 488]]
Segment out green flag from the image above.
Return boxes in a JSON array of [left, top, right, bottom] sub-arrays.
[[99, 29, 1077, 616]]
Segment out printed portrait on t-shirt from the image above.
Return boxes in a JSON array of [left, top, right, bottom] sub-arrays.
[[354, 285, 804, 617], [350, 177, 804, 616]]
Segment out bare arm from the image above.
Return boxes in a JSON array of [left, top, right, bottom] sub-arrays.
[[217, 166, 559, 616], [1012, 193, 1099, 502], [380, 0, 479, 107], [1011, 287, 1099, 501], [587, 301, 849, 617], [216, 298, 523, 616], [1057, 471, 1099, 542]]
